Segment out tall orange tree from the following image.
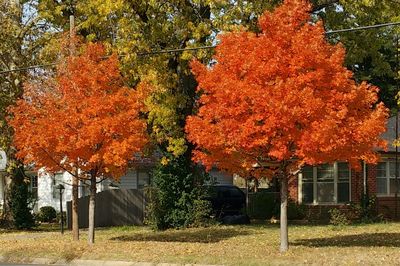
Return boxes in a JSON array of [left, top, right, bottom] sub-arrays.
[[9, 42, 149, 244], [186, 0, 388, 252]]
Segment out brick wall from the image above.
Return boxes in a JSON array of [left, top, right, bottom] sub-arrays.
[[367, 163, 377, 195], [376, 197, 400, 219], [351, 169, 362, 203], [305, 204, 353, 222], [288, 175, 298, 201]]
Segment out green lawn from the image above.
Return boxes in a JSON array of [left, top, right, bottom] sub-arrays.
[[1, 222, 400, 265]]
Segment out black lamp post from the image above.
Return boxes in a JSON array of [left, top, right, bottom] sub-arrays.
[[55, 184, 65, 234]]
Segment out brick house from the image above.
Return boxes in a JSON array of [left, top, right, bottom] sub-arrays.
[[289, 114, 400, 219]]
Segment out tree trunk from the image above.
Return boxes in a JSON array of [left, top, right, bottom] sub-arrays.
[[1, 175, 8, 220], [245, 178, 249, 213], [88, 175, 96, 244], [72, 175, 79, 241], [280, 174, 289, 253]]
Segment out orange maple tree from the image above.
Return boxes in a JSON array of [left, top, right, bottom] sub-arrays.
[[186, 0, 388, 252], [9, 42, 149, 244]]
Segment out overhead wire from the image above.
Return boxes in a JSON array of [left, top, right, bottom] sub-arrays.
[[1, 21, 400, 75]]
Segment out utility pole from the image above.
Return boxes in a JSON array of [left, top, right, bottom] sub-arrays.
[[395, 36, 399, 220], [69, 13, 80, 241]]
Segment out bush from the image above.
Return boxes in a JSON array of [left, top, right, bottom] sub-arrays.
[[349, 195, 384, 223], [328, 208, 351, 226], [145, 155, 213, 230], [7, 167, 36, 229], [38, 206, 57, 223]]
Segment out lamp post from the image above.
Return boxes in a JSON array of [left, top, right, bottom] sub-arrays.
[[55, 184, 65, 234]]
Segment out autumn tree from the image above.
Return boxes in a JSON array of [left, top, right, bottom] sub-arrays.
[[9, 42, 149, 244], [186, 0, 388, 252]]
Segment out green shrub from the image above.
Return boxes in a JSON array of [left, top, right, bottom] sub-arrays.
[[349, 195, 384, 223], [7, 167, 36, 229], [145, 155, 213, 230], [192, 199, 214, 227], [328, 208, 351, 226], [37, 206, 57, 222]]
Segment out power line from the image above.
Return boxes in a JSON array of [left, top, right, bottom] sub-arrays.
[[136, 45, 216, 56], [1, 21, 400, 75], [0, 46, 217, 75], [325, 21, 400, 34]]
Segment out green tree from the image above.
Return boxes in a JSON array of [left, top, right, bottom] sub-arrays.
[[7, 166, 35, 229], [320, 0, 400, 111], [146, 154, 211, 230], [0, 0, 49, 220]]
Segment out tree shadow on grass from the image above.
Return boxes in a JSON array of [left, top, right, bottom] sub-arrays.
[[293, 233, 400, 247], [0, 223, 62, 235], [110, 227, 251, 243]]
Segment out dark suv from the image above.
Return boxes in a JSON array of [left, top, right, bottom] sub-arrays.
[[207, 185, 246, 218]]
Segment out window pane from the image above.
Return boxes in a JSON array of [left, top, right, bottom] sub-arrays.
[[301, 165, 313, 181], [317, 182, 334, 203], [389, 162, 400, 178], [27, 175, 38, 199], [377, 178, 387, 194], [53, 173, 63, 199], [338, 162, 350, 181], [377, 162, 386, 177], [31, 176, 38, 188], [317, 164, 334, 181], [338, 182, 349, 203], [80, 181, 89, 197], [32, 188, 38, 199], [390, 179, 400, 194], [302, 183, 313, 203]]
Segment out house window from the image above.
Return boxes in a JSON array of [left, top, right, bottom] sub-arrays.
[[376, 161, 400, 196], [137, 171, 150, 189], [299, 162, 351, 204], [28, 174, 38, 200], [80, 180, 89, 198], [52, 173, 64, 199]]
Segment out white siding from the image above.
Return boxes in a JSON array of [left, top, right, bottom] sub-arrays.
[[37, 171, 73, 212], [210, 169, 233, 185], [119, 169, 138, 189]]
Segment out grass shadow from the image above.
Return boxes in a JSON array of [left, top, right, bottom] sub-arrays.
[[0, 224, 61, 234], [293, 233, 400, 247], [111, 226, 251, 243]]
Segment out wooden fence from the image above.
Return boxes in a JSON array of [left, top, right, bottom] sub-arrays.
[[66, 189, 145, 229]]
